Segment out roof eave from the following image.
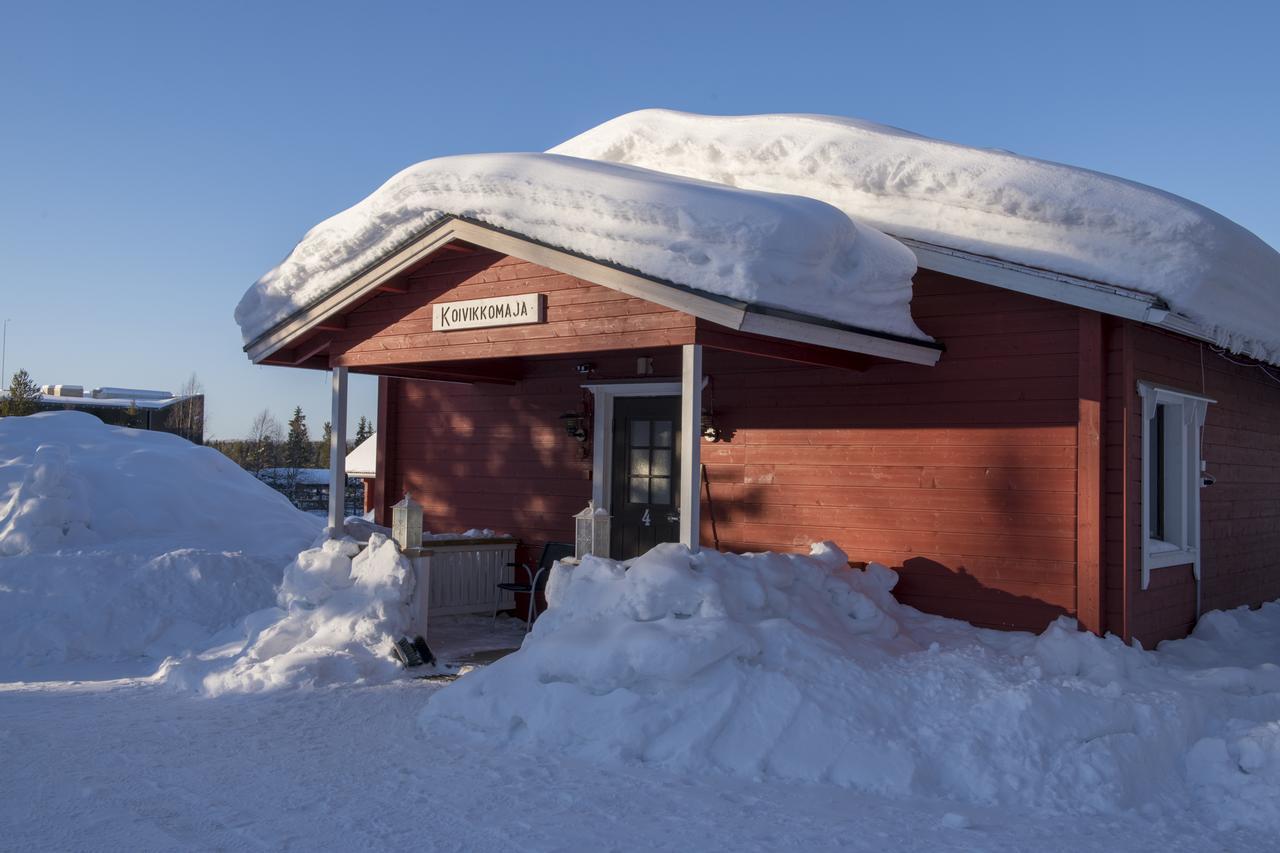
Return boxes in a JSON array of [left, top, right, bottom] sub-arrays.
[[244, 217, 944, 368]]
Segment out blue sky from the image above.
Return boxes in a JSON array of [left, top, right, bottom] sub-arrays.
[[1, 0, 1276, 438]]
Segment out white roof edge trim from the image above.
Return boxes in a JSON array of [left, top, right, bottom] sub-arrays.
[[905, 237, 1226, 348], [904, 238, 1162, 321], [246, 218, 942, 368]]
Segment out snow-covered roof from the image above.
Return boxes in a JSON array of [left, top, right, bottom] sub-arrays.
[[235, 152, 925, 347], [552, 110, 1280, 364], [345, 433, 376, 478]]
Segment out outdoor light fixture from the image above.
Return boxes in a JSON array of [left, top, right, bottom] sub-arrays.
[[560, 412, 588, 443], [700, 377, 721, 442], [701, 413, 721, 443]]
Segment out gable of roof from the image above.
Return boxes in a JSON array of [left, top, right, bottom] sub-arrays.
[[244, 217, 944, 368]]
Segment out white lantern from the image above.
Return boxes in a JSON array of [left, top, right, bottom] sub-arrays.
[[574, 501, 611, 559], [391, 492, 423, 552]]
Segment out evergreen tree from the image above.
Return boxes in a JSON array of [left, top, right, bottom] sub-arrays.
[[1, 369, 40, 417], [316, 421, 333, 468], [354, 415, 372, 445], [284, 406, 310, 470]]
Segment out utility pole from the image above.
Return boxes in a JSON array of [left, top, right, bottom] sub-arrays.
[[1, 318, 9, 386]]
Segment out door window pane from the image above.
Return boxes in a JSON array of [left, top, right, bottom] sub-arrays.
[[630, 449, 650, 477], [650, 477, 671, 505], [650, 449, 671, 477], [629, 477, 649, 503], [653, 420, 672, 447], [631, 420, 650, 447]]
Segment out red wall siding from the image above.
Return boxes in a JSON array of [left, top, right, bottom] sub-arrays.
[[334, 250, 695, 369], [698, 271, 1080, 632], [381, 266, 1083, 633], [1112, 323, 1280, 646]]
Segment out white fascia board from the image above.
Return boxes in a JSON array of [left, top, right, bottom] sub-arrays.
[[738, 311, 941, 366], [902, 238, 1166, 322]]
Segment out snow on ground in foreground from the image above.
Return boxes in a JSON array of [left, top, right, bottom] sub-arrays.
[[234, 152, 923, 345], [5, 679, 1258, 853], [422, 542, 1280, 832], [553, 110, 1280, 364], [0, 412, 320, 677]]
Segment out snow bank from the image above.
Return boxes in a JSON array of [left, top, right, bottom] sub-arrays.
[[235, 152, 923, 344], [553, 110, 1280, 363], [163, 533, 414, 695], [420, 543, 1280, 830], [0, 412, 320, 674]]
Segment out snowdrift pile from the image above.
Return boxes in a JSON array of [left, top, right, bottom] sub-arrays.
[[235, 152, 923, 344], [0, 412, 320, 675], [553, 109, 1280, 363], [421, 543, 1280, 831], [162, 533, 414, 695]]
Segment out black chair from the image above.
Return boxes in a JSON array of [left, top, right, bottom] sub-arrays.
[[494, 542, 575, 630]]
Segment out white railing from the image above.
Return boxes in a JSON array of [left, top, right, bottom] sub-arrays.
[[409, 538, 518, 631]]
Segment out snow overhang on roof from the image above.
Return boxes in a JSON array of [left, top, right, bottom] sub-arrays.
[[236, 152, 941, 367], [552, 110, 1280, 365]]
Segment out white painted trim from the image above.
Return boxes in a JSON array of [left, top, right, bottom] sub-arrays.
[[904, 237, 1232, 350], [584, 379, 702, 511], [247, 217, 943, 367], [1138, 382, 1213, 601], [737, 312, 941, 366], [680, 345, 703, 551], [327, 366, 348, 537], [904, 238, 1162, 321]]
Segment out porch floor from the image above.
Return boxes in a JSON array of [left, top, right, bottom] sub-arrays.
[[416, 613, 528, 672]]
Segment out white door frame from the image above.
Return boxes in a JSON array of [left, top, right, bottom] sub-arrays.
[[583, 359, 706, 550]]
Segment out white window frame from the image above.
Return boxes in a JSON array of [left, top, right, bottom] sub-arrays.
[[1138, 382, 1213, 590]]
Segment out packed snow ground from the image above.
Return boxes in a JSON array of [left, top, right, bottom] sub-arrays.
[[3, 677, 1267, 853], [552, 109, 1280, 363], [3, 414, 1279, 850], [235, 152, 923, 344]]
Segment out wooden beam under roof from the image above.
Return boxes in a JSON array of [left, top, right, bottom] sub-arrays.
[[695, 321, 874, 373], [345, 359, 522, 385]]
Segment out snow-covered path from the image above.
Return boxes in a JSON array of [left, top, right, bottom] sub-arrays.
[[0, 677, 1261, 853]]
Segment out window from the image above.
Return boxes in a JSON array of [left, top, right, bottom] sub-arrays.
[[1138, 383, 1213, 589]]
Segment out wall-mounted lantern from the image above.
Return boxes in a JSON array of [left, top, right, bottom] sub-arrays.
[[559, 412, 588, 443], [701, 412, 721, 443], [574, 501, 611, 559], [391, 492, 423, 552]]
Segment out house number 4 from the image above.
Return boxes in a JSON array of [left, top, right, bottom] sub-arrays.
[[641, 508, 652, 527]]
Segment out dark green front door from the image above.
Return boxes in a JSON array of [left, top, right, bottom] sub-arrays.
[[610, 396, 681, 559]]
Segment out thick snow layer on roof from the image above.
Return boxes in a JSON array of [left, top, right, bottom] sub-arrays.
[[552, 110, 1280, 362], [235, 152, 924, 345]]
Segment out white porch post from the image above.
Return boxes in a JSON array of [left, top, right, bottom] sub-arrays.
[[327, 366, 348, 538], [680, 344, 702, 552]]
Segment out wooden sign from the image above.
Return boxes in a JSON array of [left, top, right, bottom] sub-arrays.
[[432, 294, 545, 332]]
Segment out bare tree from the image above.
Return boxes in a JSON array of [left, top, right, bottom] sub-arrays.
[[247, 408, 282, 474], [172, 372, 206, 443]]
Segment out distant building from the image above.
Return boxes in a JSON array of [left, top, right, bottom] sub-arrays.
[[345, 433, 377, 515], [29, 385, 204, 443]]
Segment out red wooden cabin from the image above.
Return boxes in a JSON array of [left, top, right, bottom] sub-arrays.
[[245, 215, 1280, 648]]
